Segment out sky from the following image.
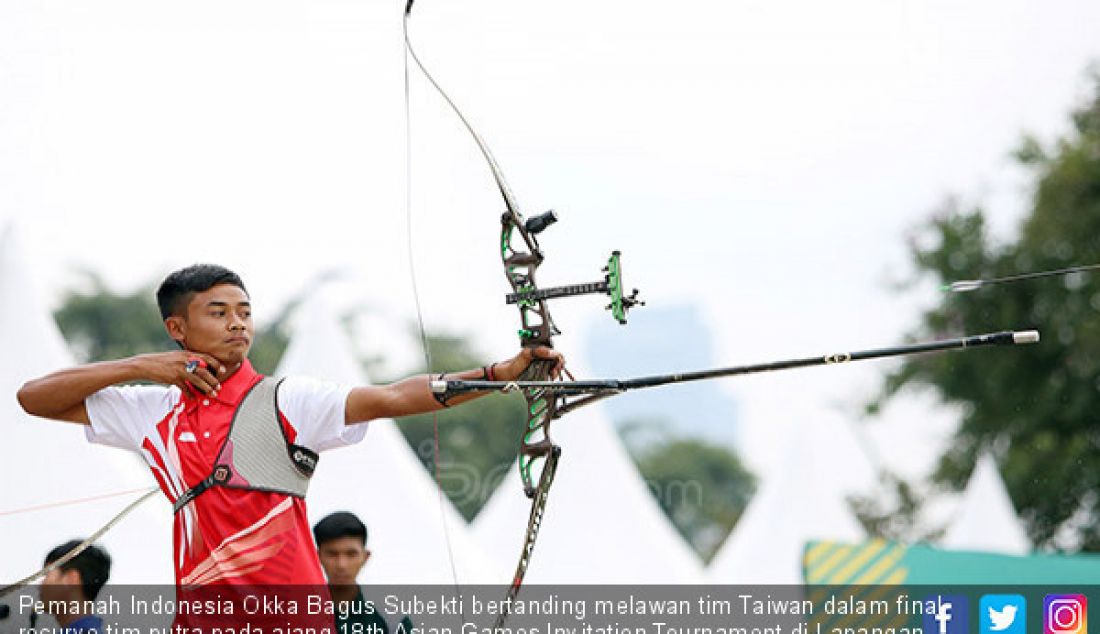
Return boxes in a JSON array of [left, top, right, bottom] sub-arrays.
[[587, 304, 742, 449], [3, 0, 1100, 487]]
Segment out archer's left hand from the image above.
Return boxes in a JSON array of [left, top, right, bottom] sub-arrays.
[[495, 346, 566, 381]]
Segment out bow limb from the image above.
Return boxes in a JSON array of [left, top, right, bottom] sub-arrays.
[[402, 0, 563, 610]]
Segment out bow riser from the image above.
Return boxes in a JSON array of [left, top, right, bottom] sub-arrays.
[[500, 214, 562, 496]]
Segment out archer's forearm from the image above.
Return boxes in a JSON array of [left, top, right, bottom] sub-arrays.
[[380, 348, 560, 418], [393, 366, 495, 415], [348, 348, 562, 423], [346, 365, 496, 424], [17, 357, 146, 419]]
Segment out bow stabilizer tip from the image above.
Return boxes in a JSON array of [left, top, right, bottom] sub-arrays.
[[962, 330, 1041, 347], [1013, 329, 1040, 344]]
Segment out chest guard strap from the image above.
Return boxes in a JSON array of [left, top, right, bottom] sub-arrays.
[[173, 377, 319, 514]]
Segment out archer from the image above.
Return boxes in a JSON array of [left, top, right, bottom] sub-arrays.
[[16, 264, 562, 608]]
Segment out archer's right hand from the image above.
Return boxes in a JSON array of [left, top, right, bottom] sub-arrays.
[[134, 351, 238, 396]]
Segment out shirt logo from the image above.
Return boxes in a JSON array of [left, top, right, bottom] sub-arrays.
[[178, 431, 197, 443]]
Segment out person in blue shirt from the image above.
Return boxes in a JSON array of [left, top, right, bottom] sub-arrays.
[[39, 541, 111, 634]]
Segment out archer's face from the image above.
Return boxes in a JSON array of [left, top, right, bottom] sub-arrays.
[[317, 537, 370, 586], [167, 284, 254, 366]]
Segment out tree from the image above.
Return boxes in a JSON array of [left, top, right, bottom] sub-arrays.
[[872, 71, 1100, 550], [389, 329, 527, 521], [395, 335, 760, 555], [55, 274, 173, 362], [620, 417, 756, 562]]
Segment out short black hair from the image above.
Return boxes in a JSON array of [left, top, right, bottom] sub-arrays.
[[313, 511, 367, 547], [44, 541, 111, 601], [156, 264, 248, 320]]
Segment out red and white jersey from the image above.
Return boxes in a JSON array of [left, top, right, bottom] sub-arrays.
[[85, 360, 364, 586]]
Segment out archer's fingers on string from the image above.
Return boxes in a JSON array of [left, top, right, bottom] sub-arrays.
[[184, 369, 217, 395], [190, 378, 216, 395], [194, 366, 221, 393], [183, 354, 227, 393], [197, 353, 227, 378]]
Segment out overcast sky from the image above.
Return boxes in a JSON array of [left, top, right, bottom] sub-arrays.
[[3, 0, 1100, 481]]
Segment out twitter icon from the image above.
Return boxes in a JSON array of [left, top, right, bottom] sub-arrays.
[[982, 595, 1027, 634]]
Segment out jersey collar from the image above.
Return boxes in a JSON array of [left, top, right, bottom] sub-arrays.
[[182, 358, 261, 406]]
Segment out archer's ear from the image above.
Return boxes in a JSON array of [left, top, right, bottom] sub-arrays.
[[164, 316, 186, 345]]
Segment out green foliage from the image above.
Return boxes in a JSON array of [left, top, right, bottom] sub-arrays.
[[621, 417, 756, 562], [848, 476, 937, 543], [394, 334, 760, 553], [389, 330, 527, 521], [55, 274, 175, 361], [874, 73, 1100, 550], [247, 327, 291, 376]]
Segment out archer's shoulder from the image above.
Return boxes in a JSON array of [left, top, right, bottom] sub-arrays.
[[273, 375, 354, 406]]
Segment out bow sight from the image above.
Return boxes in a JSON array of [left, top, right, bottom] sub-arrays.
[[504, 210, 644, 325]]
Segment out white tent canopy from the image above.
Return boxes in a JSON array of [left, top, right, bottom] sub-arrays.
[[472, 360, 704, 584], [275, 296, 498, 583], [941, 451, 1030, 554], [708, 415, 871, 583], [0, 224, 173, 585]]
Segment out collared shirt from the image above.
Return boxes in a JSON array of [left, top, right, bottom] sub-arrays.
[[86, 360, 363, 586]]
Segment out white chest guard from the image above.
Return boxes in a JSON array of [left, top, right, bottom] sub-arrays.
[[173, 377, 319, 513]]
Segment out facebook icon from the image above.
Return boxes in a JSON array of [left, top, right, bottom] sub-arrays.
[[924, 595, 970, 634]]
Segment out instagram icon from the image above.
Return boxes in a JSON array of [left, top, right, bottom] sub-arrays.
[[1045, 595, 1088, 634]]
